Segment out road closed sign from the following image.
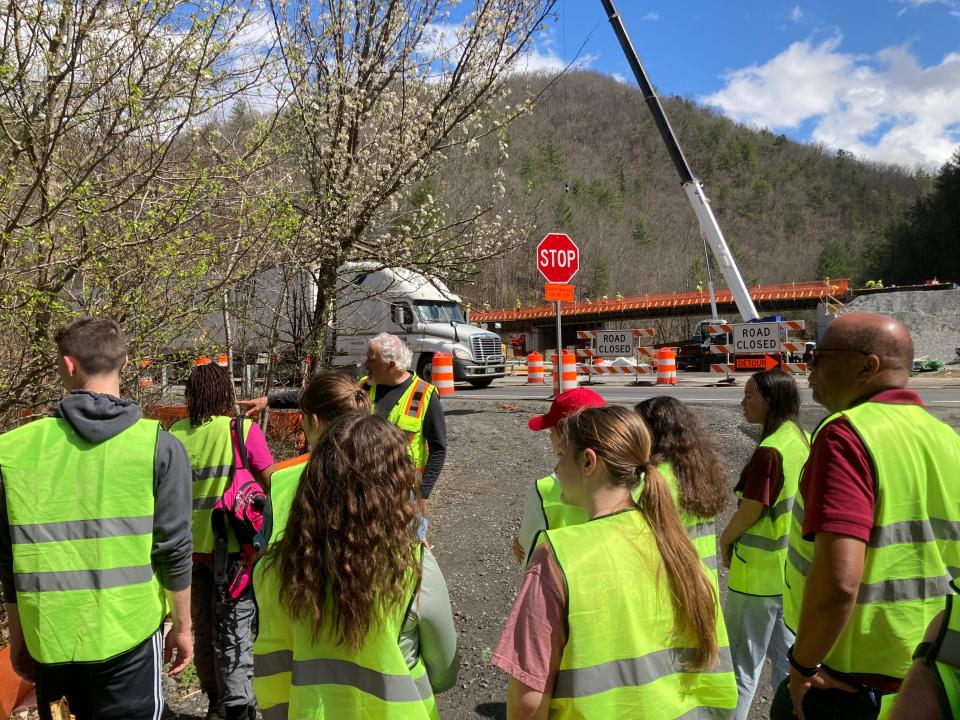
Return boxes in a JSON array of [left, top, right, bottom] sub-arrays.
[[732, 322, 781, 353], [595, 330, 635, 358]]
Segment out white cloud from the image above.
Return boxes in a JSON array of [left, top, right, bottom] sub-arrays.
[[611, 72, 629, 84], [640, 12, 659, 21], [790, 6, 804, 22], [702, 37, 960, 168]]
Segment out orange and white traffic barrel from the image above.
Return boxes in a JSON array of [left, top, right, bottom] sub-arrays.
[[560, 350, 579, 393], [655, 348, 677, 385], [527, 352, 544, 384], [432, 353, 455, 396]]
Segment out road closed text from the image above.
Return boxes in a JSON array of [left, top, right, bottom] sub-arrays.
[[596, 331, 635, 358], [732, 322, 781, 353]]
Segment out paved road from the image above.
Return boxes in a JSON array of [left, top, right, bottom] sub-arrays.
[[449, 375, 960, 407]]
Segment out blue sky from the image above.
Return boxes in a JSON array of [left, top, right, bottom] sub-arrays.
[[518, 0, 960, 169]]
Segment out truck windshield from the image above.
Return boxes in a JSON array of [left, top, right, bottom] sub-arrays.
[[413, 301, 465, 324]]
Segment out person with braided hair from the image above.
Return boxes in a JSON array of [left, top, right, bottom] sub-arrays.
[[169, 362, 276, 720]]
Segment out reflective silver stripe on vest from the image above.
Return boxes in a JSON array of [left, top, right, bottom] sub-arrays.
[[702, 555, 719, 571], [687, 521, 716, 539], [939, 629, 960, 668], [14, 564, 154, 593], [10, 515, 153, 544], [766, 497, 794, 521], [192, 497, 219, 511], [291, 657, 428, 702], [856, 574, 952, 604], [792, 501, 804, 524], [254, 649, 293, 676], [737, 534, 789, 552], [259, 705, 289, 720], [255, 650, 430, 703], [193, 465, 232, 482], [869, 518, 960, 548], [787, 546, 812, 576], [553, 646, 734, 699]]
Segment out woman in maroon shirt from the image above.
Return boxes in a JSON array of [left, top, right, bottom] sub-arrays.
[[719, 369, 810, 720]]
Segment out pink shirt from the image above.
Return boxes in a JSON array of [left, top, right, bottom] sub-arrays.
[[491, 543, 567, 692], [232, 420, 274, 473]]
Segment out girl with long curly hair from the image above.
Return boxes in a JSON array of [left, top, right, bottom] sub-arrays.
[[493, 406, 737, 718], [636, 396, 728, 579], [719, 369, 810, 720], [252, 413, 459, 719]]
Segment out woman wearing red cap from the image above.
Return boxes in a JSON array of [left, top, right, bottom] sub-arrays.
[[512, 388, 605, 567]]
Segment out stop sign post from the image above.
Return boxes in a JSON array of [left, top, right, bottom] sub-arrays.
[[537, 233, 579, 396]]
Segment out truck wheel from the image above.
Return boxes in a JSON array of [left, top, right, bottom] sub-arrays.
[[417, 355, 434, 382], [468, 378, 493, 389]]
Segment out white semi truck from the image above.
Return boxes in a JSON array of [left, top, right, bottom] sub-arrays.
[[327, 263, 506, 388]]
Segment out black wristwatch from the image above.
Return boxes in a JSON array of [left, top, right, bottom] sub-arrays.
[[787, 645, 821, 677]]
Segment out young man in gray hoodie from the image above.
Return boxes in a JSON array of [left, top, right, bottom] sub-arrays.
[[0, 317, 194, 719]]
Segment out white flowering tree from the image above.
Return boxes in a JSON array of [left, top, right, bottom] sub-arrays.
[[266, 0, 556, 361], [0, 0, 279, 417]]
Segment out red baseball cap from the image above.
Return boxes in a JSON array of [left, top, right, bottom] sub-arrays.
[[528, 387, 606, 431]]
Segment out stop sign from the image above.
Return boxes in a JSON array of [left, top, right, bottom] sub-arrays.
[[537, 233, 579, 284]]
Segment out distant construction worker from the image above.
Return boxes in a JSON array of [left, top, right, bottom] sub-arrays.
[[777, 313, 960, 719], [0, 317, 194, 719], [513, 388, 605, 567], [360, 333, 446, 540]]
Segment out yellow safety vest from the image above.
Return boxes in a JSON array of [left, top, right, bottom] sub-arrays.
[[0, 417, 167, 663], [728, 421, 810, 597], [521, 473, 589, 565], [169, 415, 253, 553], [813, 402, 960, 681], [252, 544, 437, 719], [545, 510, 738, 718], [931, 595, 960, 719], [360, 375, 435, 471], [659, 462, 720, 583], [267, 453, 308, 546]]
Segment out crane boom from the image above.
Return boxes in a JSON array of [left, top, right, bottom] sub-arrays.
[[600, 0, 760, 321]]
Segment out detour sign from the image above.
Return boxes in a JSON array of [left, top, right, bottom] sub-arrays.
[[735, 354, 780, 372]]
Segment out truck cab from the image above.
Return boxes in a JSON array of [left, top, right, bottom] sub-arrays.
[[329, 263, 505, 388]]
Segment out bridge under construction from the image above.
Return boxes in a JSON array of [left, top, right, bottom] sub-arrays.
[[470, 279, 850, 331]]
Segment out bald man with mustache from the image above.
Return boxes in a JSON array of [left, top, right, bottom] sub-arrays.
[[772, 313, 960, 720]]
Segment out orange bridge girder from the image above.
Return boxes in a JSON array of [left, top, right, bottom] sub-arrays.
[[471, 279, 850, 327]]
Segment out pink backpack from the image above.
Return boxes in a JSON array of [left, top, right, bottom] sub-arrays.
[[211, 415, 272, 602]]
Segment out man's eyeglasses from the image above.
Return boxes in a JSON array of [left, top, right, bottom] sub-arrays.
[[809, 348, 871, 369]]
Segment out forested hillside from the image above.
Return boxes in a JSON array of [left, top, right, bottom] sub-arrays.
[[452, 72, 937, 307]]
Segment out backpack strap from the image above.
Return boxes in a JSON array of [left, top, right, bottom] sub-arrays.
[[231, 413, 249, 471]]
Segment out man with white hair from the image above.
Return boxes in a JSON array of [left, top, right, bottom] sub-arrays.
[[360, 333, 447, 537]]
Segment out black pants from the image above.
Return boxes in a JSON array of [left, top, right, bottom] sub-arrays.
[[770, 677, 883, 720], [35, 627, 163, 720]]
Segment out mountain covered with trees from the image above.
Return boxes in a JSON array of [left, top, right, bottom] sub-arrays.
[[453, 72, 946, 307]]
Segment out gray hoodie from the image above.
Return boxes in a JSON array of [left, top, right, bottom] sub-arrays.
[[0, 390, 194, 602]]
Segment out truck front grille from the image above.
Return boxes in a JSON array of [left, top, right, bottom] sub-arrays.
[[471, 335, 504, 364]]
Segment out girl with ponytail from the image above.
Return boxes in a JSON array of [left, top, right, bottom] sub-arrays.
[[493, 406, 736, 719]]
